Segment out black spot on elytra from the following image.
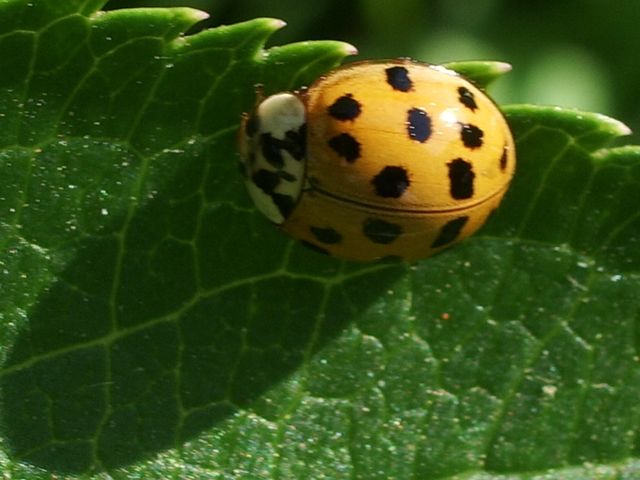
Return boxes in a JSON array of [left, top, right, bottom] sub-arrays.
[[372, 166, 410, 198], [500, 145, 509, 171], [310, 226, 343, 245], [385, 66, 413, 92], [272, 193, 296, 218], [252, 169, 280, 194], [458, 86, 478, 111], [460, 123, 484, 149], [448, 158, 475, 200], [362, 218, 403, 244], [328, 94, 361, 121], [431, 216, 469, 248], [328, 133, 361, 163], [407, 108, 431, 143]]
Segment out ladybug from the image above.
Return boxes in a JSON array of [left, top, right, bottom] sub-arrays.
[[238, 59, 515, 262]]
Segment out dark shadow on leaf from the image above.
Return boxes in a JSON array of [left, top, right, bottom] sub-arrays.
[[0, 142, 404, 473], [0, 6, 366, 473]]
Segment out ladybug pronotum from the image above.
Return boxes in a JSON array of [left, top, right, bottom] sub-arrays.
[[238, 59, 515, 262]]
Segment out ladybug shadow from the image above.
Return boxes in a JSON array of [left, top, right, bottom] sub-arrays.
[[0, 146, 405, 474]]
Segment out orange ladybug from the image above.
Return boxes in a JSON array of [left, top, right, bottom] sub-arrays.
[[238, 59, 515, 261]]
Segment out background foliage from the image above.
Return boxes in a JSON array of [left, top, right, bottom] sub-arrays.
[[106, 0, 640, 143]]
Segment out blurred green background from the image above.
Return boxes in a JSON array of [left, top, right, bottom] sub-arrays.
[[105, 0, 640, 142]]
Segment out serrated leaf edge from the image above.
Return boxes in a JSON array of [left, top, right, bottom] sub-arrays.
[[90, 7, 210, 39]]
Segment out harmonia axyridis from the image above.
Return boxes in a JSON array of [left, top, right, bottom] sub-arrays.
[[238, 59, 515, 262]]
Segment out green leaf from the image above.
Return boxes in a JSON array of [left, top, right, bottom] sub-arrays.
[[1, 1, 640, 479], [443, 60, 512, 88]]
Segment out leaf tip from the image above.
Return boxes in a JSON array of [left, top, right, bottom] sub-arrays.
[[267, 18, 288, 30], [190, 9, 210, 23], [493, 61, 512, 74], [441, 60, 513, 88], [567, 107, 633, 138], [595, 113, 632, 137], [341, 42, 359, 57]]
